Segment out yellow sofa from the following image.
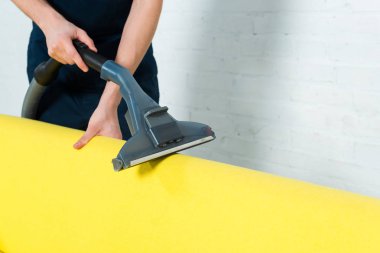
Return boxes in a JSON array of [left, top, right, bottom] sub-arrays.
[[1, 114, 379, 253]]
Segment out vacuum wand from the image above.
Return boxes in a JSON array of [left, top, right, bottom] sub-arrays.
[[22, 40, 216, 171]]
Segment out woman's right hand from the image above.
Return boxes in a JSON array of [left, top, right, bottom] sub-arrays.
[[41, 17, 97, 72], [10, 0, 96, 71]]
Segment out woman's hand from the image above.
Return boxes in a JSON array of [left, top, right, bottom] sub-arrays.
[[11, 0, 97, 71], [41, 16, 97, 72], [73, 104, 122, 150], [73, 81, 123, 149]]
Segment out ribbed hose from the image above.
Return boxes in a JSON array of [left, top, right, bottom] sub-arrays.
[[21, 79, 48, 119]]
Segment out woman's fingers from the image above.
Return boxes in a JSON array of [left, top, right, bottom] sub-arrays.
[[45, 21, 96, 72], [76, 29, 97, 52], [64, 42, 88, 72]]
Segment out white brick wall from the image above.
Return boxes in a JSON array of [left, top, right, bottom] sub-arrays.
[[1, 0, 380, 197], [153, 0, 380, 197], [0, 1, 30, 116]]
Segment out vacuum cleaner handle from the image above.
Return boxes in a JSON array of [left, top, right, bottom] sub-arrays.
[[23, 39, 159, 136], [29, 40, 107, 86], [31, 40, 106, 85], [72, 40, 107, 72]]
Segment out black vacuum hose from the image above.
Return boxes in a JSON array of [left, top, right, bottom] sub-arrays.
[[21, 40, 107, 119]]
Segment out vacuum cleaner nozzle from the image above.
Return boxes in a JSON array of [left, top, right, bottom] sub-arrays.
[[22, 40, 215, 171], [99, 60, 215, 171], [112, 114, 215, 171]]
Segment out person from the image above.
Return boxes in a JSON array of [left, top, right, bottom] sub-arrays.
[[11, 0, 162, 149]]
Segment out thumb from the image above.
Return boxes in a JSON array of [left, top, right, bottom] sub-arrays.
[[76, 29, 97, 52], [74, 129, 97, 150]]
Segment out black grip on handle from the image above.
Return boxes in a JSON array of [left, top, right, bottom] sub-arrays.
[[33, 40, 108, 85], [33, 58, 62, 86], [73, 40, 107, 73]]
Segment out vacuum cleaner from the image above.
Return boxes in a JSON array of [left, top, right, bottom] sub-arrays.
[[21, 40, 215, 171]]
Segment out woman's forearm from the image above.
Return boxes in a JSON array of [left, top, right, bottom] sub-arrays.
[[11, 0, 64, 33], [100, 0, 163, 110], [116, 0, 163, 73]]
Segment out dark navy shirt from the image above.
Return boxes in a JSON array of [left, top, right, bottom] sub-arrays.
[[47, 0, 132, 38], [28, 0, 158, 84]]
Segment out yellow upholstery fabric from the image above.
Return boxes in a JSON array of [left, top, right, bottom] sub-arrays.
[[0, 114, 379, 253]]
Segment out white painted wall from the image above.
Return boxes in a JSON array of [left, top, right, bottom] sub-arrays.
[[1, 0, 380, 197], [0, 1, 30, 116]]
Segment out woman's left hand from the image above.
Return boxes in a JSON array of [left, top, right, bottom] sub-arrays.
[[73, 82, 122, 149]]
